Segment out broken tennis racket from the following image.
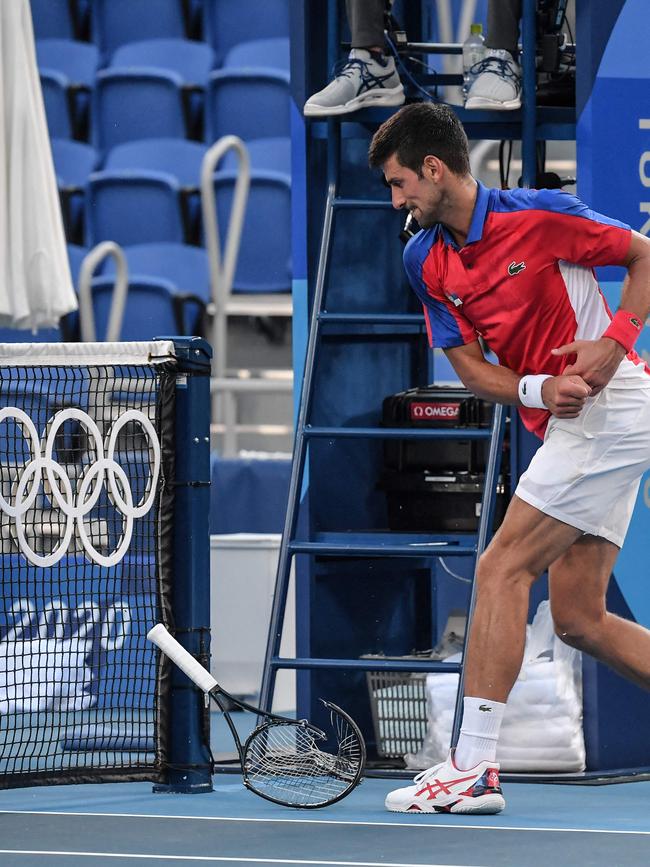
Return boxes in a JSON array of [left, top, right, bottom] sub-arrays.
[[147, 624, 365, 808]]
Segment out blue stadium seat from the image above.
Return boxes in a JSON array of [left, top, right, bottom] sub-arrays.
[[36, 39, 99, 87], [37, 40, 99, 137], [51, 139, 98, 187], [110, 39, 215, 83], [30, 0, 76, 39], [91, 0, 187, 57], [205, 69, 290, 143], [203, 0, 289, 65], [221, 137, 290, 174], [85, 170, 185, 247], [40, 70, 72, 139], [104, 138, 206, 185], [99, 242, 210, 333], [100, 242, 210, 303], [213, 170, 291, 294], [223, 37, 290, 72], [51, 139, 98, 244], [89, 276, 183, 341], [110, 39, 215, 136], [104, 139, 207, 241], [92, 69, 187, 151]]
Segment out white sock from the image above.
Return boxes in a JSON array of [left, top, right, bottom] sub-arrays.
[[454, 696, 506, 770]]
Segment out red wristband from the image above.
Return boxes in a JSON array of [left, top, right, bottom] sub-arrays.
[[602, 309, 644, 353]]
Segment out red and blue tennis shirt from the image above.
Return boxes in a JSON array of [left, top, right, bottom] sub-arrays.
[[403, 181, 650, 438]]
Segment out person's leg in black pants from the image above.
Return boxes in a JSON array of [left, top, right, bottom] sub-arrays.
[[465, 0, 522, 111]]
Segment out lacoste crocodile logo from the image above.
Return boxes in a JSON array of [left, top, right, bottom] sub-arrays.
[[508, 261, 526, 276], [479, 704, 493, 712]]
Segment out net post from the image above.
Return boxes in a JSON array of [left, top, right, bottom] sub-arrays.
[[154, 336, 214, 794]]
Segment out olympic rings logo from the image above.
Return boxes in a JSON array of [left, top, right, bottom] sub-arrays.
[[0, 407, 160, 568]]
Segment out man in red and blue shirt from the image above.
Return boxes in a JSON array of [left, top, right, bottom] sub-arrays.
[[368, 102, 650, 815]]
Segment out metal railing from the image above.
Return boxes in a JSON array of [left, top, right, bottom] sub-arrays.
[[78, 241, 128, 342], [201, 135, 293, 456]]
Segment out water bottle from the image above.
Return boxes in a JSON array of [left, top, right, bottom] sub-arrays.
[[462, 23, 485, 99]]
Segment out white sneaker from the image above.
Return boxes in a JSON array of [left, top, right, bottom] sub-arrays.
[[384, 751, 505, 814], [304, 49, 405, 117], [465, 49, 521, 110]]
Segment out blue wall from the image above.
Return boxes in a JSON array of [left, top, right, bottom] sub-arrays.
[[577, 2, 650, 627]]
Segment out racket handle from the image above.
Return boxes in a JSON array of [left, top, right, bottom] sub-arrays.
[[147, 623, 218, 694]]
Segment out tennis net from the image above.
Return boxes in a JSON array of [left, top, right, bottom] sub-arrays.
[[0, 340, 178, 788]]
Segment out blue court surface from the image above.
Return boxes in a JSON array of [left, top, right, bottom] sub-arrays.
[[1, 772, 649, 867]]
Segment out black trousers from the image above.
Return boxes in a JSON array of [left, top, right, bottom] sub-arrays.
[[345, 0, 386, 48], [346, 0, 522, 56], [486, 0, 521, 54]]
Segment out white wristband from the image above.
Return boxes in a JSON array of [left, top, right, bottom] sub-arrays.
[[518, 374, 552, 409]]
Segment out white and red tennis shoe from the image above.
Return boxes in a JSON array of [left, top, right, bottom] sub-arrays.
[[384, 751, 505, 814]]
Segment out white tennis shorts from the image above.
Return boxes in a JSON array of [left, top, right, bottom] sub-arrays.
[[515, 384, 650, 548]]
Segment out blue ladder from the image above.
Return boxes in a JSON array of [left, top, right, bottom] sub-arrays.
[[259, 179, 508, 750]]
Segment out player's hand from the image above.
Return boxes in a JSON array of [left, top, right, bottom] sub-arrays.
[[550, 337, 626, 395], [541, 374, 592, 418]]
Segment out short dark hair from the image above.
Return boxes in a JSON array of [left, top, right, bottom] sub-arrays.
[[368, 103, 470, 176]]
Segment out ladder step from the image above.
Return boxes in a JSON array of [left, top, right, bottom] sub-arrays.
[[270, 656, 463, 673], [332, 198, 394, 210], [304, 425, 493, 440], [319, 313, 425, 325], [288, 541, 476, 557]]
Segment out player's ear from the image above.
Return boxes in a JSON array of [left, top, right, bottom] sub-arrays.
[[423, 154, 442, 181]]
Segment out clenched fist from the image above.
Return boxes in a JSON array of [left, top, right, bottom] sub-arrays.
[[541, 375, 592, 418]]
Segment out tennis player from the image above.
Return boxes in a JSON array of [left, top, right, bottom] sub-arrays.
[[368, 102, 650, 814]]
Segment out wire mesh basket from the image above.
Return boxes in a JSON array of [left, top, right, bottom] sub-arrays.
[[362, 656, 430, 759], [362, 619, 466, 760]]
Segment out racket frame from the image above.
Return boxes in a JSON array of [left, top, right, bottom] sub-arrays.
[[147, 624, 366, 808], [221, 692, 365, 809]]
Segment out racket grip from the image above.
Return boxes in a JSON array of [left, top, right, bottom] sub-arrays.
[[147, 623, 218, 694]]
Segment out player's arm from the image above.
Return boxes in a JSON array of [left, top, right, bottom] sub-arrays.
[[552, 230, 650, 393], [618, 229, 650, 320], [444, 340, 591, 418]]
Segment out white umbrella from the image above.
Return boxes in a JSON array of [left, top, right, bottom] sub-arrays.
[[0, 0, 77, 330]]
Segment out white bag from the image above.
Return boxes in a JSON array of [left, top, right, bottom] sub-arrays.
[[406, 600, 586, 773]]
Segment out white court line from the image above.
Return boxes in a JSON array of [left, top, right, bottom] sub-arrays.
[[0, 810, 649, 836], [0, 853, 479, 867]]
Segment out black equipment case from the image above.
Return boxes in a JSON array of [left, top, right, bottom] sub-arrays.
[[379, 386, 508, 532]]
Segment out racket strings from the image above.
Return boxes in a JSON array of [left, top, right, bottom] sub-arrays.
[[243, 715, 363, 807]]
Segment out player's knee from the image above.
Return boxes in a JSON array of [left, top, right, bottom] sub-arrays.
[[553, 624, 587, 650], [475, 545, 535, 594], [551, 608, 599, 651]]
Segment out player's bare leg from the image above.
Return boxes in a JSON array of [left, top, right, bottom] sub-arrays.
[[549, 535, 650, 690], [385, 496, 584, 812], [463, 495, 583, 702]]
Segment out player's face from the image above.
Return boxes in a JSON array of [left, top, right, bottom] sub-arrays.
[[383, 154, 443, 229]]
